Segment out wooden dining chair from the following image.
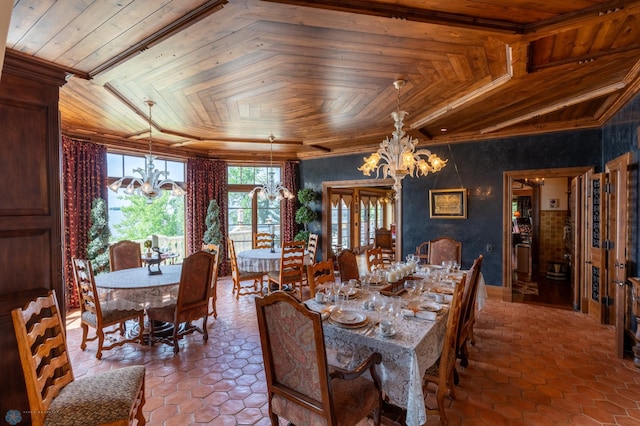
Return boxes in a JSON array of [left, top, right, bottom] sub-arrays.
[[228, 238, 265, 299], [72, 258, 145, 359], [416, 241, 430, 264], [336, 248, 360, 282], [268, 240, 306, 299], [202, 243, 221, 318], [147, 251, 216, 354], [254, 232, 273, 249], [307, 232, 319, 264], [255, 291, 383, 426], [365, 247, 385, 271], [374, 227, 395, 262], [428, 237, 462, 266], [422, 273, 466, 426], [11, 290, 146, 426], [457, 254, 484, 370], [307, 259, 335, 297], [109, 240, 143, 271]]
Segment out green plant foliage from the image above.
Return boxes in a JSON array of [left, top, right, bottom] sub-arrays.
[[87, 198, 111, 274], [203, 199, 224, 258], [294, 187, 318, 242], [113, 192, 184, 240]]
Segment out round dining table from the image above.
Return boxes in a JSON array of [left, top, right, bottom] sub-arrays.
[[237, 248, 310, 273], [94, 264, 182, 310]]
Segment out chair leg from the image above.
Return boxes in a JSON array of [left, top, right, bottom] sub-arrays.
[[96, 329, 105, 360], [202, 316, 209, 342], [460, 338, 470, 368], [172, 322, 180, 354], [80, 324, 89, 350], [436, 386, 448, 426], [453, 367, 460, 386]]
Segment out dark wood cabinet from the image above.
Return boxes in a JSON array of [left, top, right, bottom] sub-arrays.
[[0, 51, 67, 423]]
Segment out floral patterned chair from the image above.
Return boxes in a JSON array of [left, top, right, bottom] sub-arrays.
[[255, 291, 383, 425], [109, 240, 142, 271], [427, 237, 462, 266], [11, 290, 146, 425]]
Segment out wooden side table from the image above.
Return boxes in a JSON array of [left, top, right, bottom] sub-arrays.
[[628, 277, 640, 367]]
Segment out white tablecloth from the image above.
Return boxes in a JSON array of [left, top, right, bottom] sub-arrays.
[[306, 294, 449, 426], [237, 248, 310, 273], [94, 264, 182, 309]]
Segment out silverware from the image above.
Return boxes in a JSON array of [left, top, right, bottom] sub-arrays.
[[364, 322, 378, 336]]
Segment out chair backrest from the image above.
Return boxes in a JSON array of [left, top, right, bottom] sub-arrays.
[[109, 240, 142, 271], [337, 248, 359, 281], [307, 260, 335, 290], [255, 291, 335, 423], [415, 241, 429, 264], [375, 228, 393, 249], [439, 273, 466, 386], [254, 232, 273, 249], [428, 237, 462, 265], [458, 254, 484, 339], [278, 240, 306, 285], [72, 258, 104, 323], [203, 243, 221, 297], [228, 238, 242, 280], [175, 251, 216, 323], [365, 247, 384, 271], [11, 291, 74, 425], [307, 233, 319, 263]]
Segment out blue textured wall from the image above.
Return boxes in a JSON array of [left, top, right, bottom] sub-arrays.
[[602, 95, 640, 277], [300, 129, 602, 287]]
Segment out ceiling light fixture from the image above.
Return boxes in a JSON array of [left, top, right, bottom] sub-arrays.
[[248, 136, 295, 202], [359, 79, 447, 198], [108, 100, 186, 203]]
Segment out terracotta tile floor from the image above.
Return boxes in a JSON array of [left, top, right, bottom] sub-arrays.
[[66, 278, 640, 425]]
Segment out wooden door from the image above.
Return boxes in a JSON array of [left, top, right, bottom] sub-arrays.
[[586, 171, 607, 323], [569, 176, 582, 311], [605, 153, 630, 357]]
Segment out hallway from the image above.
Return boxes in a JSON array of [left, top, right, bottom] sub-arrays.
[[65, 277, 640, 425]]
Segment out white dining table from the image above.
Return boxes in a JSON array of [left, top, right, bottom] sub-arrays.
[[94, 264, 182, 310], [305, 279, 459, 426], [237, 248, 310, 273]]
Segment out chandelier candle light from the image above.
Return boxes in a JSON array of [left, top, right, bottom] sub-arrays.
[[108, 100, 186, 203], [248, 136, 295, 202], [359, 80, 447, 198]]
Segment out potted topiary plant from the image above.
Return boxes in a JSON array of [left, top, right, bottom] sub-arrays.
[[87, 197, 111, 274], [203, 199, 224, 258], [294, 187, 318, 243]]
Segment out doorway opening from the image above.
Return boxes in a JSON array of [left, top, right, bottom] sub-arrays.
[[503, 167, 591, 310]]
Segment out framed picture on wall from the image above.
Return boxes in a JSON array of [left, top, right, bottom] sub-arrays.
[[429, 189, 467, 219]]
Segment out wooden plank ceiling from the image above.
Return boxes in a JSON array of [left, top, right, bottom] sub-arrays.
[[5, 0, 640, 161]]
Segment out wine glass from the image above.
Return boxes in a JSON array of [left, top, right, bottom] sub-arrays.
[[403, 280, 417, 299], [369, 292, 386, 321]]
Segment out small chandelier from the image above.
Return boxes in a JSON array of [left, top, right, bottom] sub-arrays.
[[248, 136, 295, 202], [359, 79, 447, 198], [108, 100, 186, 203]]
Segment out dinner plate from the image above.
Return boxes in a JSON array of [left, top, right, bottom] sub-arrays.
[[421, 302, 443, 312], [434, 287, 454, 295], [339, 289, 359, 299], [330, 310, 367, 326]]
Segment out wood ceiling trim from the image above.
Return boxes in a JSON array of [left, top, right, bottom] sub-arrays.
[[262, 0, 525, 34], [528, 42, 640, 73], [88, 0, 229, 79], [479, 82, 626, 134]]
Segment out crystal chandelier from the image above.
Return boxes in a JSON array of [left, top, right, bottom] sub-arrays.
[[358, 80, 447, 198], [248, 136, 295, 202], [108, 100, 186, 203]]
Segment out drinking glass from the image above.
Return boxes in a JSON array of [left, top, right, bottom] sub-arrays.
[[403, 280, 417, 298], [369, 292, 386, 321]]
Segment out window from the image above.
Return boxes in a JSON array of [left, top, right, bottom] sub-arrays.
[[107, 153, 186, 257], [331, 194, 351, 252], [227, 165, 284, 253]]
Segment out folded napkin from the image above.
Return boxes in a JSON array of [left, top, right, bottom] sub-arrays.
[[401, 309, 436, 321]]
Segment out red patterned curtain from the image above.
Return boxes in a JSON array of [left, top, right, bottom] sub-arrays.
[[282, 161, 300, 242], [187, 158, 228, 275], [62, 136, 107, 309]]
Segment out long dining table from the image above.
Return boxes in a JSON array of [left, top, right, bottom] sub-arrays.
[[304, 274, 465, 426]]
